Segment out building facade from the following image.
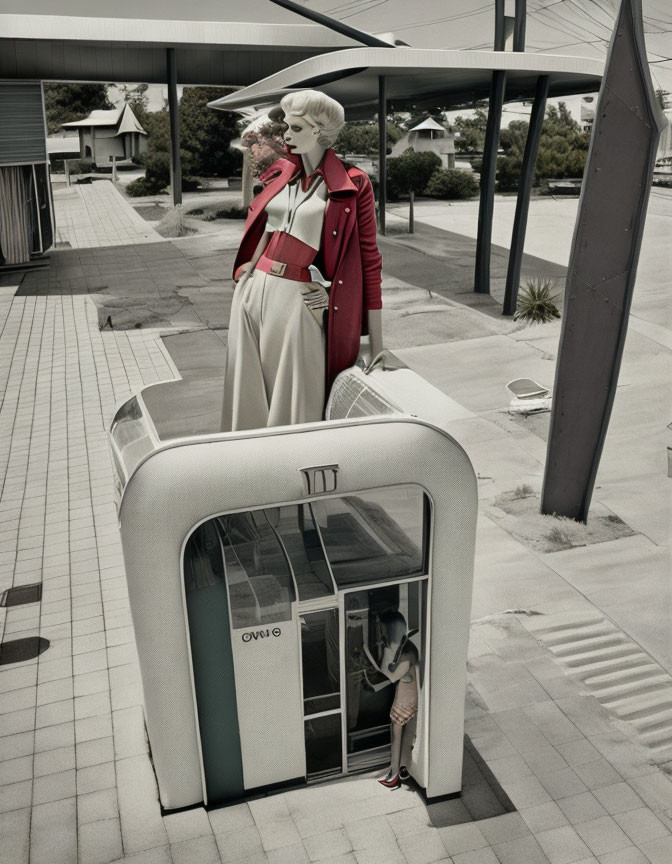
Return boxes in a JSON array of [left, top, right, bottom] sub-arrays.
[[0, 80, 54, 265]]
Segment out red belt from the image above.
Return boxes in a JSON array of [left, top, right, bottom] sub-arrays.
[[256, 255, 312, 283]]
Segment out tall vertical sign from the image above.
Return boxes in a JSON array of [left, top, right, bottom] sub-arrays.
[[541, 0, 665, 521]]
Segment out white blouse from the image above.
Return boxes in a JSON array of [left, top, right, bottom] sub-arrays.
[[265, 175, 328, 251]]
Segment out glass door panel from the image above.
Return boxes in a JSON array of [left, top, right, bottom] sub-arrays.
[[301, 609, 340, 716], [343, 581, 425, 773], [305, 714, 342, 780]]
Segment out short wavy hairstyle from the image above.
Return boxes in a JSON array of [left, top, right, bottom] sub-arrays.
[[280, 90, 345, 147]]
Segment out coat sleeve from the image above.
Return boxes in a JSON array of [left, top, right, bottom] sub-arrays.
[[356, 175, 383, 311]]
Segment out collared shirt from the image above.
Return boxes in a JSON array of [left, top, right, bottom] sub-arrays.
[[265, 165, 328, 251]]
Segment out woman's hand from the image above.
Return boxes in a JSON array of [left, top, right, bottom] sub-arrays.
[[302, 286, 329, 311], [234, 262, 252, 282], [363, 309, 385, 374]]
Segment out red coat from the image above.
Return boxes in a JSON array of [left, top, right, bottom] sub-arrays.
[[232, 149, 383, 389]]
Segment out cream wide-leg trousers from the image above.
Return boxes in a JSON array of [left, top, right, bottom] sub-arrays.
[[221, 268, 326, 432]]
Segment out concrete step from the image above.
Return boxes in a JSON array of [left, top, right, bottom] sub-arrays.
[[630, 707, 672, 734], [586, 664, 663, 690], [596, 674, 672, 704], [576, 655, 654, 682], [552, 634, 626, 658], [532, 613, 672, 764], [527, 613, 609, 641], [639, 726, 672, 753], [608, 691, 672, 722], [542, 624, 614, 648], [561, 644, 642, 669], [532, 618, 607, 641]]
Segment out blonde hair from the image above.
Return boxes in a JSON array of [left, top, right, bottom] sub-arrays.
[[280, 90, 345, 147]]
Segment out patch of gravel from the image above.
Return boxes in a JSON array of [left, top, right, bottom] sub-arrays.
[[487, 486, 635, 553]]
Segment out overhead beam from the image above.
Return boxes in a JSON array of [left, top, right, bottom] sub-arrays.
[[267, 0, 395, 48]]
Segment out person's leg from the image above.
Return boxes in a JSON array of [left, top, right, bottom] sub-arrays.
[[390, 721, 403, 775], [260, 280, 325, 427], [399, 714, 417, 780], [222, 272, 269, 432], [378, 721, 403, 785]]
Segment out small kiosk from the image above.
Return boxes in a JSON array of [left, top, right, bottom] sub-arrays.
[[110, 362, 477, 810]]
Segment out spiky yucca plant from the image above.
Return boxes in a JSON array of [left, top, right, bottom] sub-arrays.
[[514, 278, 561, 324]]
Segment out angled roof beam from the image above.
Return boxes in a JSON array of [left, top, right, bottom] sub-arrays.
[[267, 0, 395, 49]]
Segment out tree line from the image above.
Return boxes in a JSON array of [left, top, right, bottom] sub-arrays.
[[45, 84, 591, 198], [44, 82, 241, 195]]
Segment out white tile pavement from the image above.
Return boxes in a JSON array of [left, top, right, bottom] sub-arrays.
[[0, 292, 175, 863], [53, 183, 162, 250]]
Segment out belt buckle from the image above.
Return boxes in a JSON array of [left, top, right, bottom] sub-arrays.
[[270, 261, 287, 277]]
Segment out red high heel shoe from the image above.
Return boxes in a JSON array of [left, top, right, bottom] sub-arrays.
[[377, 772, 400, 789]]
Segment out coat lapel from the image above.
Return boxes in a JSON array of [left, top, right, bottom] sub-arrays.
[[243, 157, 298, 232]]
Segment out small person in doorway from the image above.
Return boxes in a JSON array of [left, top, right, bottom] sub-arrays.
[[364, 611, 419, 788]]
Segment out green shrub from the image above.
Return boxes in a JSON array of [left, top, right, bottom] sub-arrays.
[[514, 278, 561, 324], [67, 159, 94, 175], [126, 153, 171, 196], [181, 175, 201, 192], [425, 168, 479, 199], [126, 177, 163, 197], [215, 206, 246, 219], [387, 151, 442, 201]]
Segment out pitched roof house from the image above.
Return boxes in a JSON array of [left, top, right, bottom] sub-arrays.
[[61, 103, 148, 166], [390, 117, 456, 168]]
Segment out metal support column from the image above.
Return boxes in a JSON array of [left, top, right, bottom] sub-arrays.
[[474, 0, 506, 293], [513, 0, 527, 51], [502, 74, 549, 315], [378, 75, 387, 236], [474, 70, 506, 294], [166, 47, 182, 207], [494, 0, 506, 51]]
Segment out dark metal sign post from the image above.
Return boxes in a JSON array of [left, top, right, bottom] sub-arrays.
[[541, 0, 665, 521]]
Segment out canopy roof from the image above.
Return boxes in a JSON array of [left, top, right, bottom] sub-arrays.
[[410, 117, 446, 132], [209, 47, 604, 119], [62, 104, 147, 135], [62, 109, 122, 128], [0, 13, 357, 86]]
